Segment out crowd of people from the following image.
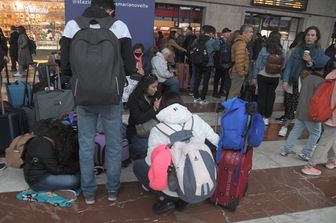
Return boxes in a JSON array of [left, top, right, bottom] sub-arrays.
[[1, 0, 336, 215]]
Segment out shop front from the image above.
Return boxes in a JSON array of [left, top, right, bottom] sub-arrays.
[[0, 0, 65, 51], [154, 3, 203, 36]]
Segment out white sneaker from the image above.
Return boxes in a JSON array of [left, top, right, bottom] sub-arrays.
[[263, 118, 269, 126], [199, 99, 209, 105], [13, 72, 22, 77], [193, 98, 201, 104], [278, 126, 288, 137]]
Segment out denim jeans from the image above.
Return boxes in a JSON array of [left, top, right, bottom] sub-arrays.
[[77, 103, 123, 197], [213, 68, 231, 95], [130, 134, 148, 158], [193, 66, 212, 100], [190, 64, 196, 92], [284, 119, 322, 157], [31, 174, 80, 192], [163, 77, 179, 92], [133, 159, 179, 202]]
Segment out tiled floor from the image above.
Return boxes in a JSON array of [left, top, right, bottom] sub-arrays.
[[1, 65, 336, 222]]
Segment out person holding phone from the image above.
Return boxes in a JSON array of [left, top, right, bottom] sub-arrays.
[[126, 74, 160, 160]]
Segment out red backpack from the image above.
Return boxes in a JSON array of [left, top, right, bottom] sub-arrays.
[[308, 79, 336, 122]]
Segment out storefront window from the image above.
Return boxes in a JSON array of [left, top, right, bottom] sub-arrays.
[[0, 0, 65, 50], [244, 12, 300, 53], [154, 3, 203, 36]]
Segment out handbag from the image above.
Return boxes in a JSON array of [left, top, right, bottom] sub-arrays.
[[135, 119, 159, 137]]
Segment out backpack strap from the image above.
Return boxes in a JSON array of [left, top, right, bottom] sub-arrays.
[[74, 16, 117, 30], [182, 117, 194, 131], [155, 123, 177, 137]]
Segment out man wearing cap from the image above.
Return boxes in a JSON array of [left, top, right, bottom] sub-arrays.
[[213, 27, 232, 98], [227, 24, 254, 99]]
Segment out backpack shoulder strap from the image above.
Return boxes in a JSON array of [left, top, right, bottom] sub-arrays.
[[74, 16, 117, 30], [183, 117, 194, 131], [156, 123, 176, 137]]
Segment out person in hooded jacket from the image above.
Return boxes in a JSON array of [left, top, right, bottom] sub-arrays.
[[132, 91, 219, 214]]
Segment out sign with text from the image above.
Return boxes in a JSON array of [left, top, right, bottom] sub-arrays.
[[65, 0, 155, 50], [252, 0, 307, 11]]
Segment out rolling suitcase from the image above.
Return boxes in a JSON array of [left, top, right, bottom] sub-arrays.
[[33, 64, 75, 120], [210, 148, 253, 211], [0, 66, 29, 151], [5, 63, 33, 108]]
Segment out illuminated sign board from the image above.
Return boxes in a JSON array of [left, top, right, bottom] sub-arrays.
[[251, 0, 308, 11]]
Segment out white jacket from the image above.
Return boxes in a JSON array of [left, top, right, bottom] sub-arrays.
[[145, 103, 219, 197], [151, 52, 174, 83]]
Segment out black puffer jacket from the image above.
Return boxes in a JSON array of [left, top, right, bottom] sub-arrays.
[[22, 136, 80, 186]]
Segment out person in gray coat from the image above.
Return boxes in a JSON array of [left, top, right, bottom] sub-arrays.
[[16, 26, 33, 77]]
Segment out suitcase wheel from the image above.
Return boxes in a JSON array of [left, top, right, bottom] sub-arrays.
[[226, 198, 240, 212]]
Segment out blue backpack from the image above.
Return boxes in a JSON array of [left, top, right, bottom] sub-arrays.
[[216, 98, 264, 162]]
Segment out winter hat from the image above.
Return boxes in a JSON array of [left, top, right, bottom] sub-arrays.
[[148, 144, 172, 191]]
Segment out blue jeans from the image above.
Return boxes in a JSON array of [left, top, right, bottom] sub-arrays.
[[77, 103, 123, 197], [163, 77, 179, 92], [130, 135, 148, 158], [284, 119, 322, 157], [31, 174, 80, 192], [133, 159, 179, 202]]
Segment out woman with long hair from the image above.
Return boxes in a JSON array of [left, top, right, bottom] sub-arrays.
[[252, 31, 284, 125], [279, 26, 326, 137], [16, 26, 33, 77], [126, 74, 160, 159], [280, 26, 329, 162], [22, 120, 80, 192]]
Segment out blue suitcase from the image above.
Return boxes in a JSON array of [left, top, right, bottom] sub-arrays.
[[5, 64, 33, 108]]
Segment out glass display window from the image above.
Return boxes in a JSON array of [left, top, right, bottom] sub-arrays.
[[0, 0, 65, 50]]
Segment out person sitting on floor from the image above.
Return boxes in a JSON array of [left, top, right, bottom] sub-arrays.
[[132, 91, 219, 214], [21, 120, 80, 193], [151, 48, 180, 93], [126, 74, 160, 160]]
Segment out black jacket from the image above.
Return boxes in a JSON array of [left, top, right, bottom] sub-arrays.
[[9, 31, 19, 58], [61, 6, 136, 77], [0, 36, 8, 64], [126, 94, 157, 140], [22, 137, 80, 186]]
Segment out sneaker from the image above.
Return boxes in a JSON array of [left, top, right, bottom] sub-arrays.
[[141, 184, 150, 192], [108, 190, 118, 201], [84, 194, 95, 205], [263, 118, 269, 126], [301, 166, 321, 176], [325, 160, 336, 169], [188, 92, 194, 96], [0, 163, 7, 171], [199, 99, 209, 105], [13, 72, 22, 77], [54, 189, 77, 202], [152, 200, 175, 214], [280, 150, 296, 157], [278, 126, 288, 137], [298, 153, 310, 161], [193, 98, 201, 104]]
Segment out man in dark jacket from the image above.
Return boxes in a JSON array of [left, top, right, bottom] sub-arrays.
[[60, 0, 135, 205], [0, 27, 8, 74], [9, 26, 19, 72]]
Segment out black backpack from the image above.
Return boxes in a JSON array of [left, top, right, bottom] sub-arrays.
[[214, 38, 232, 69], [69, 16, 125, 106], [190, 37, 209, 66]]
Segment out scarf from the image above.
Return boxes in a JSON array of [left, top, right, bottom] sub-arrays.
[[135, 54, 143, 70], [289, 44, 318, 85]]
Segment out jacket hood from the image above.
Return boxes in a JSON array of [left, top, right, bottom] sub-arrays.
[[82, 6, 109, 18], [156, 103, 192, 124]]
